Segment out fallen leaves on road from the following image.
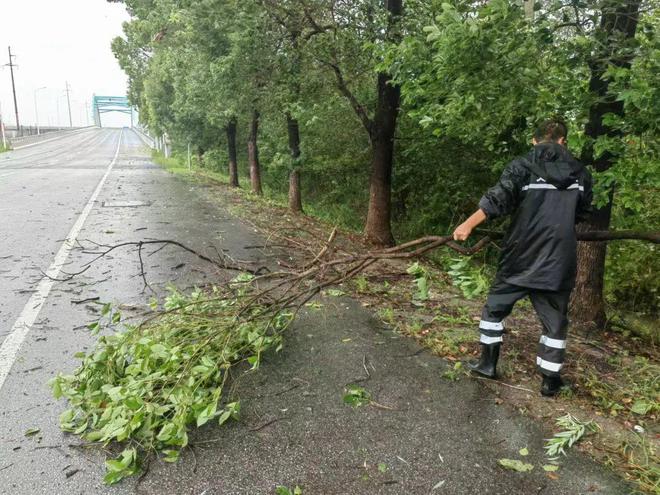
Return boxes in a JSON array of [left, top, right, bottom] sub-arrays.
[[498, 458, 534, 472]]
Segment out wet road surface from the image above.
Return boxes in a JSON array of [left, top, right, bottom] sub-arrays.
[[0, 129, 630, 494]]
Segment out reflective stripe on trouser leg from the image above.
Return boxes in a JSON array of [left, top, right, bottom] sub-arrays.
[[530, 289, 571, 376], [479, 278, 528, 345]]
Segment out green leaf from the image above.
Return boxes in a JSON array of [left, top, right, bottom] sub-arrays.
[[498, 459, 534, 472], [543, 464, 559, 472], [101, 303, 112, 317], [519, 447, 529, 456], [24, 428, 40, 437], [162, 449, 180, 463], [218, 410, 232, 426], [343, 385, 371, 408], [103, 470, 125, 485], [325, 289, 345, 297], [378, 463, 388, 473], [630, 400, 652, 415], [196, 402, 217, 427]]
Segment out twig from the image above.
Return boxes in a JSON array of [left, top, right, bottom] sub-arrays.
[[248, 417, 282, 431], [40, 265, 90, 281], [472, 376, 534, 393], [369, 400, 397, 411], [71, 297, 100, 304]]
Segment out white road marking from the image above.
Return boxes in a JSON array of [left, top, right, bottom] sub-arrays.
[[0, 129, 123, 392]]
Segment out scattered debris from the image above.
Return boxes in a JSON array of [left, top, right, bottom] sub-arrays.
[[71, 297, 100, 304], [65, 468, 80, 478], [544, 414, 600, 458], [431, 479, 446, 490], [498, 458, 534, 472]]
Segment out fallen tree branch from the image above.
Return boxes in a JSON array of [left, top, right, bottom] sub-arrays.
[[476, 229, 660, 243]]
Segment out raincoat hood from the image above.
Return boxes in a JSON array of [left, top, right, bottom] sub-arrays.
[[529, 143, 583, 190]]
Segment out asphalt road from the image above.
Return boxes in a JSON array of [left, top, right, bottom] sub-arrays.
[[0, 129, 632, 494]]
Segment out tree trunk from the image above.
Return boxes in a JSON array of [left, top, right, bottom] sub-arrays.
[[227, 117, 239, 187], [571, 0, 641, 328], [286, 112, 303, 212], [248, 110, 262, 195], [364, 0, 402, 246]]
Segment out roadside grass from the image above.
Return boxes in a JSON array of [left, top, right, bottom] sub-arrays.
[[152, 150, 659, 494], [581, 356, 659, 419], [0, 144, 9, 153]]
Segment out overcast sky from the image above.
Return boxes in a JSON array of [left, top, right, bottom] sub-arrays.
[[0, 0, 131, 128]]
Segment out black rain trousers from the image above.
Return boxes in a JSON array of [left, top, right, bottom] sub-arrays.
[[478, 277, 570, 377]]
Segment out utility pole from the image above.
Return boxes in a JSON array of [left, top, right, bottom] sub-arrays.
[[64, 81, 73, 127], [33, 86, 46, 135], [6, 46, 20, 133]]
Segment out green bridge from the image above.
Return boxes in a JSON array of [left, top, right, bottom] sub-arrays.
[[92, 95, 134, 127]]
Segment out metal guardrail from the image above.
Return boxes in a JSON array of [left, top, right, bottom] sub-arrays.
[[8, 126, 96, 150]]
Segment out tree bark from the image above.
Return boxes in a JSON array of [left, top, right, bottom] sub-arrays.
[[571, 0, 641, 328], [286, 112, 303, 212], [248, 110, 263, 195], [226, 117, 239, 187], [364, 0, 402, 246]]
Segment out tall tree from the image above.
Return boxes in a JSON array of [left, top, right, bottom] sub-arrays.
[[307, 0, 404, 245], [248, 109, 263, 195], [226, 116, 239, 187], [572, 0, 643, 327]]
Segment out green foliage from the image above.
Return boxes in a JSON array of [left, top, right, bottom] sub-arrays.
[[406, 262, 431, 301], [584, 357, 660, 419], [544, 414, 600, 459], [276, 486, 302, 495], [343, 385, 371, 408], [50, 284, 292, 483], [498, 458, 534, 473], [444, 256, 490, 299], [441, 361, 466, 381]]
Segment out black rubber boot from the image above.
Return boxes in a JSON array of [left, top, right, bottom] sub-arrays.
[[541, 375, 565, 397], [469, 343, 500, 379]]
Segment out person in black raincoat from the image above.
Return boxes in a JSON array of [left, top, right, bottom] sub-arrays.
[[452, 119, 592, 396]]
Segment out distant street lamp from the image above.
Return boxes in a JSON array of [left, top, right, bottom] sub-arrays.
[[33, 86, 47, 135]]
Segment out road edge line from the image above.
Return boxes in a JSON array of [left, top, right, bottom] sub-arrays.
[[0, 129, 123, 392]]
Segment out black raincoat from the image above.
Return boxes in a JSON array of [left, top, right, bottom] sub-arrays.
[[478, 143, 593, 291]]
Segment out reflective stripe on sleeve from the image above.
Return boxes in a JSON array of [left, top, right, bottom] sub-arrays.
[[480, 335, 503, 345], [539, 335, 567, 349], [536, 357, 563, 372], [479, 320, 504, 331]]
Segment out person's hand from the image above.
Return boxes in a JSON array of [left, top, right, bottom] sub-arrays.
[[453, 222, 472, 241]]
